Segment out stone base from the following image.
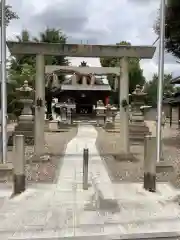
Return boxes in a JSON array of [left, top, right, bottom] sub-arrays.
[[104, 122, 114, 130], [44, 120, 49, 132], [71, 123, 78, 127], [129, 123, 150, 131], [96, 116, 105, 127], [27, 154, 50, 163], [129, 123, 150, 140], [13, 120, 34, 145], [49, 121, 77, 131], [13, 174, 26, 195], [8, 132, 34, 146], [114, 152, 137, 162], [143, 172, 156, 192], [7, 134, 14, 146], [15, 121, 34, 132], [129, 134, 146, 141], [156, 162, 174, 173], [57, 122, 70, 129], [0, 163, 13, 182], [98, 196, 119, 210]]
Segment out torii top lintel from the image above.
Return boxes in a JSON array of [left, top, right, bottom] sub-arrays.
[[6, 41, 156, 59], [45, 66, 121, 75]]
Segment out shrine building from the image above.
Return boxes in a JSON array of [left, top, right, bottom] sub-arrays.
[[45, 65, 120, 114]]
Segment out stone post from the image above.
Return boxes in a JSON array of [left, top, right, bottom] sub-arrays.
[[72, 73, 77, 85], [105, 104, 111, 122], [67, 106, 72, 125], [83, 148, 89, 190], [105, 104, 114, 129], [35, 54, 45, 156], [61, 103, 67, 122], [96, 100, 105, 126], [119, 57, 129, 154], [82, 76, 87, 85], [114, 75, 118, 90], [144, 135, 156, 192], [91, 74, 95, 85], [170, 105, 172, 127], [13, 135, 25, 195]]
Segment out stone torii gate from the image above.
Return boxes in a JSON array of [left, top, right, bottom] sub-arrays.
[[7, 41, 156, 157], [45, 66, 120, 75], [45, 65, 120, 89]]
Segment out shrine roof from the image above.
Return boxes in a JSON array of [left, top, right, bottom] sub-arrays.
[[163, 94, 180, 104], [7, 41, 156, 59], [170, 76, 180, 84]]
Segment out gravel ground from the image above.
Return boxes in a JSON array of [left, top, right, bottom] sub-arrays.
[[6, 127, 77, 183], [96, 125, 180, 188]]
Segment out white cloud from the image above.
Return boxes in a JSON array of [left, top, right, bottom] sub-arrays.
[[6, 0, 180, 82]]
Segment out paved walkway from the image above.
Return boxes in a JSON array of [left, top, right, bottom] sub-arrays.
[[1, 125, 180, 239]]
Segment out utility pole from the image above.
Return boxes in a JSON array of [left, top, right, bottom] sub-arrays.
[[1, 0, 7, 163], [156, 0, 166, 163]]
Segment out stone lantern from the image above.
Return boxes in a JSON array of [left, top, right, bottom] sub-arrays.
[[104, 104, 118, 129], [129, 85, 150, 140], [131, 85, 147, 120], [96, 100, 106, 126], [14, 80, 34, 144], [61, 102, 68, 122]]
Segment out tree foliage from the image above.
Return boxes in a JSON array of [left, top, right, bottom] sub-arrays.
[[100, 41, 146, 105], [144, 73, 174, 107], [154, 0, 180, 58], [0, 4, 18, 25], [8, 28, 69, 119]]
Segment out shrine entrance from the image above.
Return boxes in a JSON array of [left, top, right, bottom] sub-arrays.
[[76, 104, 93, 115], [75, 93, 93, 115]]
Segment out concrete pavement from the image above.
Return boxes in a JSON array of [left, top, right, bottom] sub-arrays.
[[0, 124, 180, 239]]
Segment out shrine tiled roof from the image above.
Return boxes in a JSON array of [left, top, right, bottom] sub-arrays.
[[170, 76, 180, 84], [163, 92, 180, 104]]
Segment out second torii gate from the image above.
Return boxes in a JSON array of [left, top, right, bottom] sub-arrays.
[[7, 41, 156, 157], [45, 65, 120, 90]]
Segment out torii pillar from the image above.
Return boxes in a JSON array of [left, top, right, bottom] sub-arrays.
[[119, 57, 130, 154], [34, 55, 45, 156]]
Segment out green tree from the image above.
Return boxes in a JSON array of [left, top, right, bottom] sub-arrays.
[[145, 73, 174, 107], [154, 0, 180, 58], [36, 28, 69, 119], [8, 28, 69, 119], [100, 41, 146, 105], [0, 4, 18, 25], [175, 86, 180, 92]]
